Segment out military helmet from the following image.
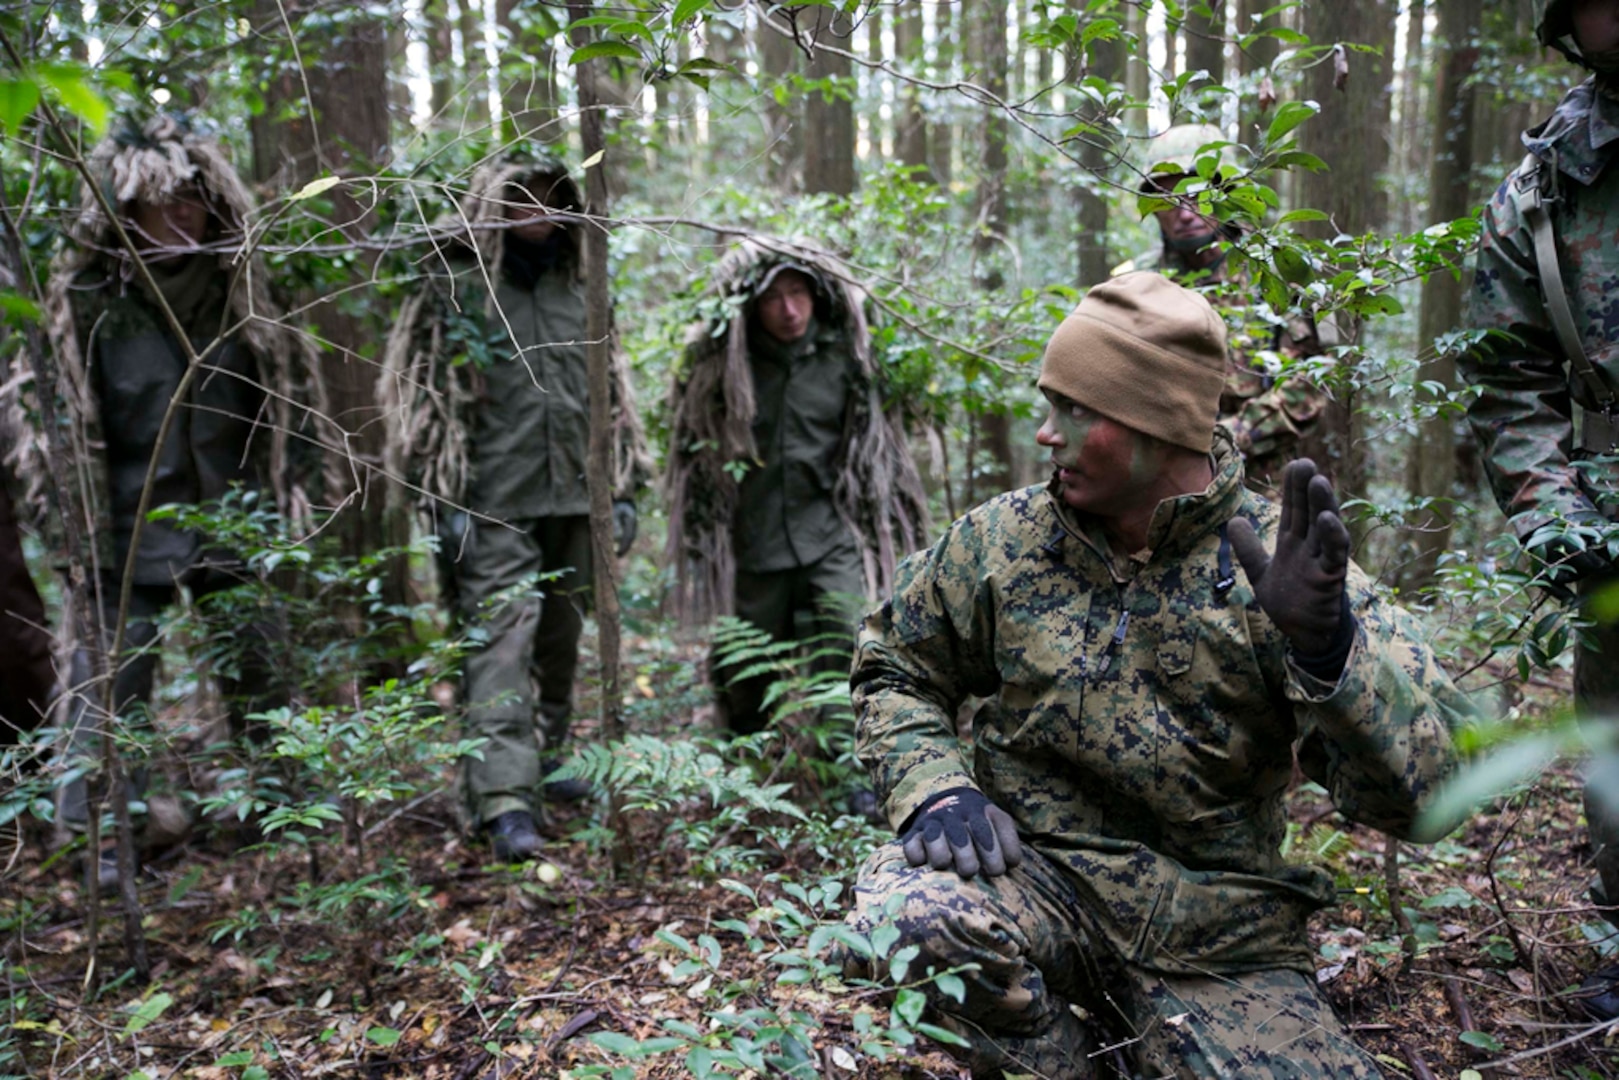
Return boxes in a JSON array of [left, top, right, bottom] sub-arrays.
[[1536, 0, 1582, 60], [1139, 123, 1233, 192]]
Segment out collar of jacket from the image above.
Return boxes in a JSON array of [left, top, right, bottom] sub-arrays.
[[1523, 76, 1619, 186], [1044, 427, 1247, 577]]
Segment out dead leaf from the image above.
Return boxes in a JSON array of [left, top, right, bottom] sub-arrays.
[[1258, 75, 1276, 112], [1332, 44, 1349, 91]]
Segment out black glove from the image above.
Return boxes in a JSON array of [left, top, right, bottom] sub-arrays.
[[899, 787, 1022, 879], [1229, 458, 1351, 657], [611, 499, 637, 557], [1527, 509, 1615, 599]]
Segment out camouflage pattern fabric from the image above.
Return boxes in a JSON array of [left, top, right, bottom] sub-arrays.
[[1461, 78, 1619, 904], [1118, 248, 1329, 490], [1461, 77, 1619, 538], [848, 841, 1387, 1078], [853, 432, 1467, 994]]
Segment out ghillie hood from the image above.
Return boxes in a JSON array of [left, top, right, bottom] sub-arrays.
[[663, 237, 930, 625], [378, 152, 645, 516], [12, 114, 331, 557]]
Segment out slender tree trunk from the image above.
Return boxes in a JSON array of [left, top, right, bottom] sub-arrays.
[[973, 0, 1013, 496], [425, 0, 454, 117], [895, 0, 929, 177], [1237, 0, 1279, 139], [865, 3, 884, 162], [1396, 0, 1428, 233], [1405, 0, 1482, 590], [458, 0, 490, 128], [1077, 21, 1122, 286], [1184, 0, 1225, 115], [931, 0, 954, 187], [1126, 0, 1150, 135], [756, 1, 801, 191], [803, 4, 857, 195], [251, 3, 403, 631], [1294, 0, 1396, 521]]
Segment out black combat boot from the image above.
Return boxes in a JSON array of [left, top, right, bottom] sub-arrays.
[[487, 810, 543, 861]]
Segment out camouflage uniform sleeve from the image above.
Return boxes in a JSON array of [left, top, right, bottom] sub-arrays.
[[1459, 175, 1592, 537], [1287, 568, 1471, 842], [852, 513, 1002, 829]]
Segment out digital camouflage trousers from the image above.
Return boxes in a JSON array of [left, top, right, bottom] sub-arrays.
[[847, 841, 1386, 1079]]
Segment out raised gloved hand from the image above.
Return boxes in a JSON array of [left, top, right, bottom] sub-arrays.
[[900, 787, 1022, 879], [612, 499, 638, 557], [1526, 508, 1615, 598], [1228, 458, 1350, 657]]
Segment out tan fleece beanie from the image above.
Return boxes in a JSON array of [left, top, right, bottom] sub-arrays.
[[1037, 271, 1228, 453]]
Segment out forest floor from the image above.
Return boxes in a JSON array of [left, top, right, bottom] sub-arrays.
[[6, 640, 1619, 1080]]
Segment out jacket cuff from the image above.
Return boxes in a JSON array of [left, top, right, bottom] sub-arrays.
[[885, 758, 977, 833], [1285, 616, 1369, 702]]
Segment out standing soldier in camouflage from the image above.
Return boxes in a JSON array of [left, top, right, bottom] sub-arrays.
[[1117, 123, 1333, 490], [664, 241, 928, 741], [9, 114, 326, 883], [381, 152, 647, 861], [1459, 0, 1619, 1018], [847, 272, 1471, 1077]]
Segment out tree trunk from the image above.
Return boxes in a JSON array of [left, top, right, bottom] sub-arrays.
[[803, 4, 857, 195], [1077, 22, 1122, 286], [972, 0, 1014, 496], [931, 0, 955, 187], [1125, 0, 1150, 135], [895, 0, 929, 177], [756, 1, 801, 191], [1183, 0, 1225, 116], [1237, 0, 1279, 140], [1405, 0, 1483, 590], [458, 0, 490, 127], [250, 3, 404, 632], [425, 0, 454, 117], [1294, 0, 1397, 520], [1395, 0, 1428, 233]]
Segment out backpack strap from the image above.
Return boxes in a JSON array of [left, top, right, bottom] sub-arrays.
[[1511, 151, 1617, 419]]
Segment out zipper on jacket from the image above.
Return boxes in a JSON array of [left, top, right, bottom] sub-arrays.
[[1096, 607, 1129, 677]]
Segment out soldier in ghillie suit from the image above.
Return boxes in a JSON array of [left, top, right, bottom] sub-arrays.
[[664, 240, 928, 739], [9, 114, 326, 876], [0, 244, 55, 746], [380, 152, 648, 861], [1460, 0, 1619, 1019], [1116, 123, 1333, 491], [846, 273, 1471, 1077]]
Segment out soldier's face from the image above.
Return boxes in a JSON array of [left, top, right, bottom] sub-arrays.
[[1153, 198, 1220, 250], [1037, 391, 1169, 516], [505, 182, 559, 244], [130, 183, 209, 258], [1573, 0, 1619, 54], [756, 270, 815, 344]]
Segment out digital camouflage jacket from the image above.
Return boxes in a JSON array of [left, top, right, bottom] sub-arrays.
[[853, 433, 1469, 976], [1462, 77, 1619, 535], [1117, 247, 1331, 484]]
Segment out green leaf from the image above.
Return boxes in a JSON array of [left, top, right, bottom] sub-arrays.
[[215, 1051, 255, 1067], [672, 0, 710, 23], [892, 987, 926, 1027], [39, 64, 108, 131], [1278, 208, 1329, 224], [1458, 1030, 1503, 1053], [1273, 150, 1328, 172], [366, 1025, 401, 1047], [290, 175, 342, 201], [0, 78, 40, 133], [686, 1045, 715, 1079], [0, 291, 42, 327], [568, 41, 641, 65], [933, 972, 966, 1003], [122, 992, 174, 1038], [1265, 99, 1318, 144], [242, 1068, 270, 1080]]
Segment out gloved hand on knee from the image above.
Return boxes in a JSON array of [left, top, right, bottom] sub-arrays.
[[900, 786, 1022, 879]]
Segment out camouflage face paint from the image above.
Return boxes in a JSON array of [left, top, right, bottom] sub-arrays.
[[1045, 400, 1100, 470]]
